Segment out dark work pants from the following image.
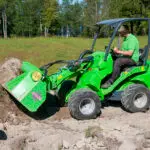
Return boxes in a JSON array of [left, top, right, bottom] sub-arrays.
[[109, 58, 136, 83]]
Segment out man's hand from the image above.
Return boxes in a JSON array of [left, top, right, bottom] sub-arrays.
[[113, 47, 120, 54], [113, 47, 133, 56]]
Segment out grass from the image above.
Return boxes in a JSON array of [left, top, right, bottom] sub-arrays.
[[0, 36, 148, 72]]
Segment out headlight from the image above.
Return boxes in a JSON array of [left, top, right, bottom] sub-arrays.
[[32, 71, 42, 82]]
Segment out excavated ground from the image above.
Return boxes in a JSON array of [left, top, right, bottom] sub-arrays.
[[0, 58, 71, 125], [0, 58, 31, 125]]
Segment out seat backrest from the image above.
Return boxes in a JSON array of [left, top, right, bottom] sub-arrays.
[[138, 45, 148, 66]]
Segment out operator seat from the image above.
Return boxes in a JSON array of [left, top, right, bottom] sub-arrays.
[[138, 45, 148, 66], [123, 45, 148, 72]]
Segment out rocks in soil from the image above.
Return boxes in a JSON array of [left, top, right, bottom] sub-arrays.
[[143, 141, 150, 148], [119, 140, 137, 150], [143, 131, 150, 149], [61, 125, 120, 150], [63, 140, 70, 149], [144, 131, 150, 139], [64, 136, 119, 150], [76, 140, 86, 149], [10, 136, 28, 150]]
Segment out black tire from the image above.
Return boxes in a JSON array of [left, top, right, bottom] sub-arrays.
[[57, 80, 76, 107], [121, 84, 150, 113], [68, 89, 101, 120]]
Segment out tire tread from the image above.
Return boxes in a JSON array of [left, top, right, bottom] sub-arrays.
[[121, 84, 150, 112]]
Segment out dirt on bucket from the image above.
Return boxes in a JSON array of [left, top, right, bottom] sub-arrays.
[[0, 58, 31, 125], [0, 58, 72, 125], [0, 57, 22, 86]]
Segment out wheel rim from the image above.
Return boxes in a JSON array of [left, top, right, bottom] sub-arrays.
[[133, 92, 148, 109], [79, 98, 95, 115]]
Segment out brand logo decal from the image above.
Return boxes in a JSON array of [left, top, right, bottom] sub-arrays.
[[32, 92, 42, 101]]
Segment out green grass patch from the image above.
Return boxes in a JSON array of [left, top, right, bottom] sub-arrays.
[[0, 36, 148, 73]]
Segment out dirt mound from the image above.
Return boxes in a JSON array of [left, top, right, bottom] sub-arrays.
[[0, 57, 22, 86], [0, 58, 31, 125]]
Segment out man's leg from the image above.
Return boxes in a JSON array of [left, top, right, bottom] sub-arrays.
[[102, 58, 136, 88]]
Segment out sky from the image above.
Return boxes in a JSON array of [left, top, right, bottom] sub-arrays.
[[59, 0, 83, 4]]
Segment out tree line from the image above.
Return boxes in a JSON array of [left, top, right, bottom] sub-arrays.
[[0, 0, 150, 38]]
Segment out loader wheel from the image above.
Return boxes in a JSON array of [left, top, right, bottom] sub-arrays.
[[68, 89, 101, 120], [121, 84, 150, 113], [57, 80, 76, 107]]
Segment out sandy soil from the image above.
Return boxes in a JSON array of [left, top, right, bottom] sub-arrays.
[[0, 104, 150, 150], [0, 58, 150, 150]]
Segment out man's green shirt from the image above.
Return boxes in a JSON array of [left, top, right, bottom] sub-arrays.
[[121, 34, 139, 62]]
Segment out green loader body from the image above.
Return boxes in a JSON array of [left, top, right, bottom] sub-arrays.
[[3, 51, 150, 112], [2, 18, 150, 120]]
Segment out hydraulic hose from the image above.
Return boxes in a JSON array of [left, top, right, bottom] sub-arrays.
[[40, 60, 69, 70]]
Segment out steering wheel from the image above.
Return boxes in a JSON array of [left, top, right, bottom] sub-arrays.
[[78, 50, 93, 60], [110, 48, 116, 55], [110, 48, 120, 60], [67, 56, 93, 71]]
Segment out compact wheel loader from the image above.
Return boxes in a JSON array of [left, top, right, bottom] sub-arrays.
[[2, 18, 150, 120]]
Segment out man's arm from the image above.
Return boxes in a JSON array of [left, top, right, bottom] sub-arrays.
[[113, 47, 133, 56]]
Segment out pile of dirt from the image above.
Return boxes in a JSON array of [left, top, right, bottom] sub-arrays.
[[0, 58, 31, 125], [0, 58, 71, 125], [0, 57, 22, 86]]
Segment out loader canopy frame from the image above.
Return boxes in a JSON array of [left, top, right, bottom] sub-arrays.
[[93, 18, 150, 65]]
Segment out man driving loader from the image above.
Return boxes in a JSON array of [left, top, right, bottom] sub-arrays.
[[102, 25, 139, 88]]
